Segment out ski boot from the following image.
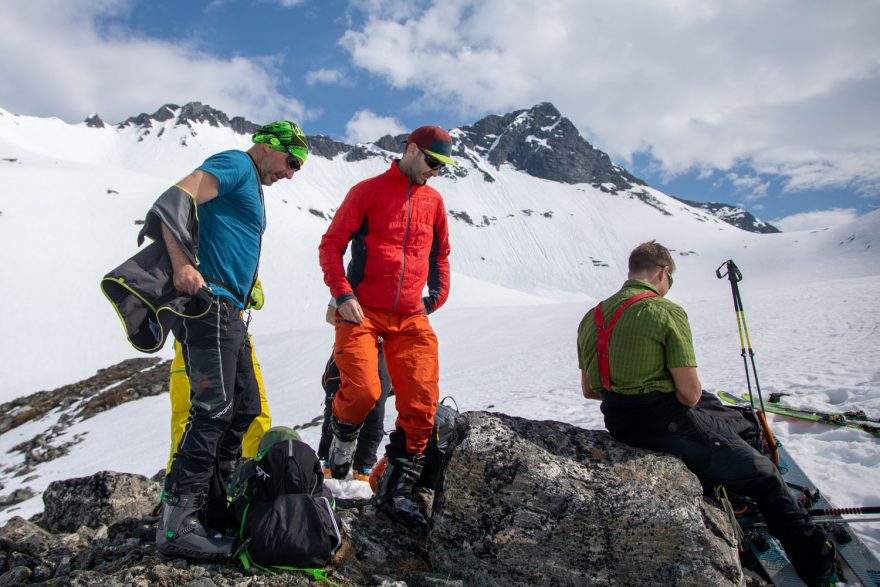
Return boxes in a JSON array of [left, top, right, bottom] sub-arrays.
[[373, 453, 429, 535], [328, 417, 362, 479], [155, 491, 235, 560], [785, 532, 837, 587], [352, 465, 372, 482]]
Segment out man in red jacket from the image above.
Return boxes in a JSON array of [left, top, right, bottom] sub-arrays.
[[319, 125, 454, 533]]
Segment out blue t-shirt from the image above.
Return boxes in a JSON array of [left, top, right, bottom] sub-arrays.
[[196, 150, 266, 308]]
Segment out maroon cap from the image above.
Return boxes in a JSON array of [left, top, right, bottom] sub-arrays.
[[406, 125, 459, 167]]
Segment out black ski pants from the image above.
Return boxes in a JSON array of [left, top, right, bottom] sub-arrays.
[[167, 297, 261, 494], [601, 391, 825, 552], [318, 344, 392, 469]]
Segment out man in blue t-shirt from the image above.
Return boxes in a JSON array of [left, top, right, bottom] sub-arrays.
[[156, 121, 309, 561]]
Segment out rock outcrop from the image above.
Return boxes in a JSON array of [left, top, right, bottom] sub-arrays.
[[430, 411, 743, 585], [0, 411, 747, 586], [671, 196, 781, 233], [453, 102, 645, 190], [42, 472, 161, 534]]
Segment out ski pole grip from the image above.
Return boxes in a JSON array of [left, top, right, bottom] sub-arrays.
[[730, 261, 742, 283], [716, 260, 743, 282]]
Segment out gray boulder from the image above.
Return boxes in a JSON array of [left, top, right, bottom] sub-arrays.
[[42, 471, 161, 532], [429, 411, 743, 586]]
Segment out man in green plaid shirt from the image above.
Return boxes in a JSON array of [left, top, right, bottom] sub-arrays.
[[576, 241, 833, 586]]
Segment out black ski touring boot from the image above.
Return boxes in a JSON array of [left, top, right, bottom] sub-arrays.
[[373, 453, 429, 535], [783, 529, 837, 586], [328, 417, 362, 479], [155, 491, 235, 560]]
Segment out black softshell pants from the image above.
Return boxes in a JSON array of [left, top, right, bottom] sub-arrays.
[[602, 391, 830, 579], [166, 297, 261, 494], [318, 345, 392, 469]]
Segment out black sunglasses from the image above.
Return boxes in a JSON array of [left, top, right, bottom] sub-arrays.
[[286, 154, 302, 172], [419, 148, 444, 170], [656, 264, 673, 289]]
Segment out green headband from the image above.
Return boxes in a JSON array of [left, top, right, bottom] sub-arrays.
[[252, 120, 309, 164]]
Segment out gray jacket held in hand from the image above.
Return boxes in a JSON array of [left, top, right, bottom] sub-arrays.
[[100, 186, 212, 353]]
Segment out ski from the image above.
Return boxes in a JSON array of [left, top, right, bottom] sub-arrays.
[[717, 391, 879, 437], [737, 444, 880, 586], [744, 392, 880, 425], [714, 392, 880, 585]]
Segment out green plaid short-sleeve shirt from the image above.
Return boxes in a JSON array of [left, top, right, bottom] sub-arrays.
[[577, 279, 697, 395]]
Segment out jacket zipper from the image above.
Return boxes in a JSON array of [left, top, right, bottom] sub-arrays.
[[390, 184, 412, 315]]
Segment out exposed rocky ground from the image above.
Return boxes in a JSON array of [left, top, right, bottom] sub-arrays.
[[0, 411, 752, 586], [0, 358, 169, 510]]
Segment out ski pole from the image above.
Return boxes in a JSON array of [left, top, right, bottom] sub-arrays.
[[747, 517, 880, 526], [807, 506, 880, 516], [716, 259, 779, 465]]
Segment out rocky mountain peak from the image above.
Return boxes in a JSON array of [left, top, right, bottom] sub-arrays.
[[83, 114, 105, 129], [101, 101, 771, 233], [116, 102, 260, 135], [453, 102, 644, 191], [672, 196, 781, 233]]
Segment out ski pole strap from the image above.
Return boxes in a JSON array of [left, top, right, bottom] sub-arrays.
[[714, 485, 744, 551], [593, 292, 659, 391], [753, 409, 779, 466]]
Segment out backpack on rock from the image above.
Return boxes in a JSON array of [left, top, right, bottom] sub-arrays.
[[227, 426, 342, 574]]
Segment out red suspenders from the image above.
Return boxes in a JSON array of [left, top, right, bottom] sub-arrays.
[[593, 292, 659, 391]]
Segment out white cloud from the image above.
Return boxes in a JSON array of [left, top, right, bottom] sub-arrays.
[[725, 173, 771, 201], [0, 1, 306, 124], [305, 68, 352, 86], [344, 109, 407, 144], [341, 0, 880, 196], [772, 208, 860, 231]]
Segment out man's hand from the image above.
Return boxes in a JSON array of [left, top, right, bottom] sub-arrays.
[[173, 264, 205, 296], [337, 298, 364, 324], [161, 221, 203, 296]]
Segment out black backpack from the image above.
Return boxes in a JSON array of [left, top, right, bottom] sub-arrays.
[[227, 427, 342, 577]]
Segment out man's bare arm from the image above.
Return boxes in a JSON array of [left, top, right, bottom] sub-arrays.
[[161, 223, 203, 295], [581, 370, 601, 400], [670, 366, 702, 407], [177, 170, 220, 205]]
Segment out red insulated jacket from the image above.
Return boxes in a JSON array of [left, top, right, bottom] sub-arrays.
[[319, 161, 451, 316]]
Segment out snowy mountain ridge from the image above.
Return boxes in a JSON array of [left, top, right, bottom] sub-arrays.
[[672, 195, 781, 234], [71, 100, 772, 231]]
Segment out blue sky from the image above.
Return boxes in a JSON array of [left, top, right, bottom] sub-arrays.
[[2, 0, 879, 230]]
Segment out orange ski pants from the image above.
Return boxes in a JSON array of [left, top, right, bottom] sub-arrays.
[[332, 306, 439, 455]]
